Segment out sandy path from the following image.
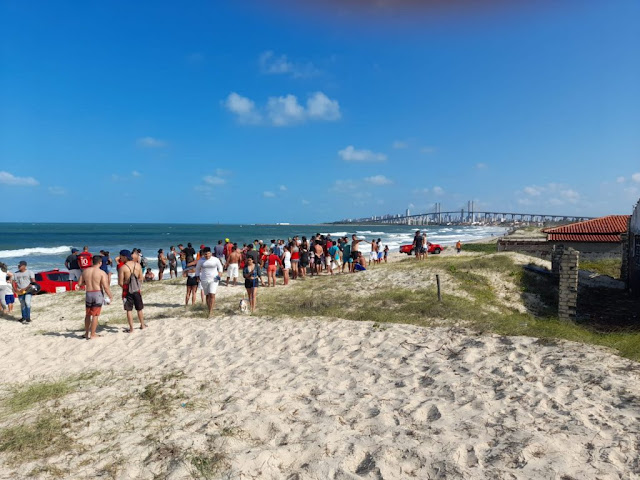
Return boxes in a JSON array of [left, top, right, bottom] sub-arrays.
[[1, 286, 639, 479]]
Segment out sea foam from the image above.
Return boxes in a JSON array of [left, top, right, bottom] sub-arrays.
[[0, 246, 73, 259]]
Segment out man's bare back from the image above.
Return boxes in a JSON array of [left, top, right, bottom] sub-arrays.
[[119, 260, 142, 287], [228, 250, 242, 264], [80, 265, 112, 296]]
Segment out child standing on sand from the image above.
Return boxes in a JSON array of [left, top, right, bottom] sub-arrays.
[[456, 240, 462, 254]]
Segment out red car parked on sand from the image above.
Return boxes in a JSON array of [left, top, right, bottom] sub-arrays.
[[34, 269, 81, 294], [399, 242, 443, 255]]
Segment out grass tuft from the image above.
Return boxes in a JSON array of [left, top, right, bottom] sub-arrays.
[[461, 243, 498, 254], [0, 414, 74, 464], [4, 380, 73, 414], [189, 452, 228, 479], [580, 258, 622, 279]]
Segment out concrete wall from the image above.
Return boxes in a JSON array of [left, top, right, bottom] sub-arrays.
[[629, 200, 640, 297], [498, 239, 621, 261]]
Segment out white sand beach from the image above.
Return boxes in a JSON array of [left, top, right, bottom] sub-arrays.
[[0, 253, 639, 479]]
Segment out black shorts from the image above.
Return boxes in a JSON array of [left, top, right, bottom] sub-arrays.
[[351, 251, 360, 260], [186, 276, 198, 287], [314, 256, 322, 265], [124, 291, 144, 311]]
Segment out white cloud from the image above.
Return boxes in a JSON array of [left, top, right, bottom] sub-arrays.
[[224, 92, 261, 124], [632, 173, 640, 183], [408, 203, 415, 209], [132, 170, 142, 177], [215, 168, 232, 177], [203, 176, 226, 186], [560, 189, 580, 203], [306, 92, 341, 121], [330, 179, 358, 193], [263, 191, 276, 198], [48, 186, 66, 195], [301, 199, 310, 205], [476, 163, 488, 170], [433, 186, 445, 195], [413, 187, 429, 195], [338, 146, 387, 163], [392, 141, 408, 149], [136, 137, 166, 148], [616, 176, 626, 183], [364, 175, 393, 186], [259, 51, 319, 79], [267, 94, 306, 126], [518, 183, 583, 208], [225, 91, 340, 126], [420, 146, 436, 154], [279, 185, 287, 191], [0, 171, 39, 186]]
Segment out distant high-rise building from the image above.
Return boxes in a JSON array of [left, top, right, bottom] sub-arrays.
[[406, 208, 410, 217]]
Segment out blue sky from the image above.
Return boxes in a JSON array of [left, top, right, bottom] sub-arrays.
[[1, 0, 639, 223]]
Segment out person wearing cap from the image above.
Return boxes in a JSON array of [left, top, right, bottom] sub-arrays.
[[224, 238, 233, 261], [12, 261, 35, 324], [65, 248, 82, 290]]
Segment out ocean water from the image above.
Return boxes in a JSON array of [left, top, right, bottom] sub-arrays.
[[0, 223, 508, 275]]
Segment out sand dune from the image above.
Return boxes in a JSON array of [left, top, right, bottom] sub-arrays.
[[0, 269, 639, 479]]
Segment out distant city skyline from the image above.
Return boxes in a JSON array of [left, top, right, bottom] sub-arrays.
[[1, 1, 639, 224]]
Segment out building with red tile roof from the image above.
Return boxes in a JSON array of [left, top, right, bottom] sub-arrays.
[[543, 215, 630, 243]]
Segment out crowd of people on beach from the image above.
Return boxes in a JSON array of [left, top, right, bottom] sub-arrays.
[[1, 230, 439, 339]]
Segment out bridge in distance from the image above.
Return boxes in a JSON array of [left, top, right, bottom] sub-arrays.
[[334, 209, 593, 226]]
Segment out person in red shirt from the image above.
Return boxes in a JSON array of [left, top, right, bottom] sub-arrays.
[[77, 246, 93, 270], [265, 248, 281, 287]]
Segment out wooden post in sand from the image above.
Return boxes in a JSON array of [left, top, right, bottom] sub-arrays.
[[436, 274, 442, 302]]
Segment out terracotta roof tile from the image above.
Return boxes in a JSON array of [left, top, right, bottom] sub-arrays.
[[543, 215, 629, 243], [547, 233, 623, 243]]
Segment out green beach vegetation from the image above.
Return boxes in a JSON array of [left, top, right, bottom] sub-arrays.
[[256, 252, 640, 362]]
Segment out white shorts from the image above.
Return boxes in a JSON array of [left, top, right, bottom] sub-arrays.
[[370, 252, 377, 261], [69, 269, 82, 281], [227, 263, 239, 279], [201, 280, 219, 295]]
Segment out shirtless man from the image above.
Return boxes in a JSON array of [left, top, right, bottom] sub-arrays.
[[351, 234, 364, 273], [369, 239, 378, 265], [226, 246, 242, 287], [313, 241, 324, 275], [118, 249, 146, 333], [78, 255, 113, 340]]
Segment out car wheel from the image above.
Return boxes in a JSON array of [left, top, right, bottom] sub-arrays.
[[434, 248, 441, 254]]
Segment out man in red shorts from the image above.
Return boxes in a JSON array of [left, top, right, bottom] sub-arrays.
[[78, 255, 113, 339]]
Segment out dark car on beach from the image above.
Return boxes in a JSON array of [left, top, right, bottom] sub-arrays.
[[34, 269, 80, 294], [399, 242, 443, 255]]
